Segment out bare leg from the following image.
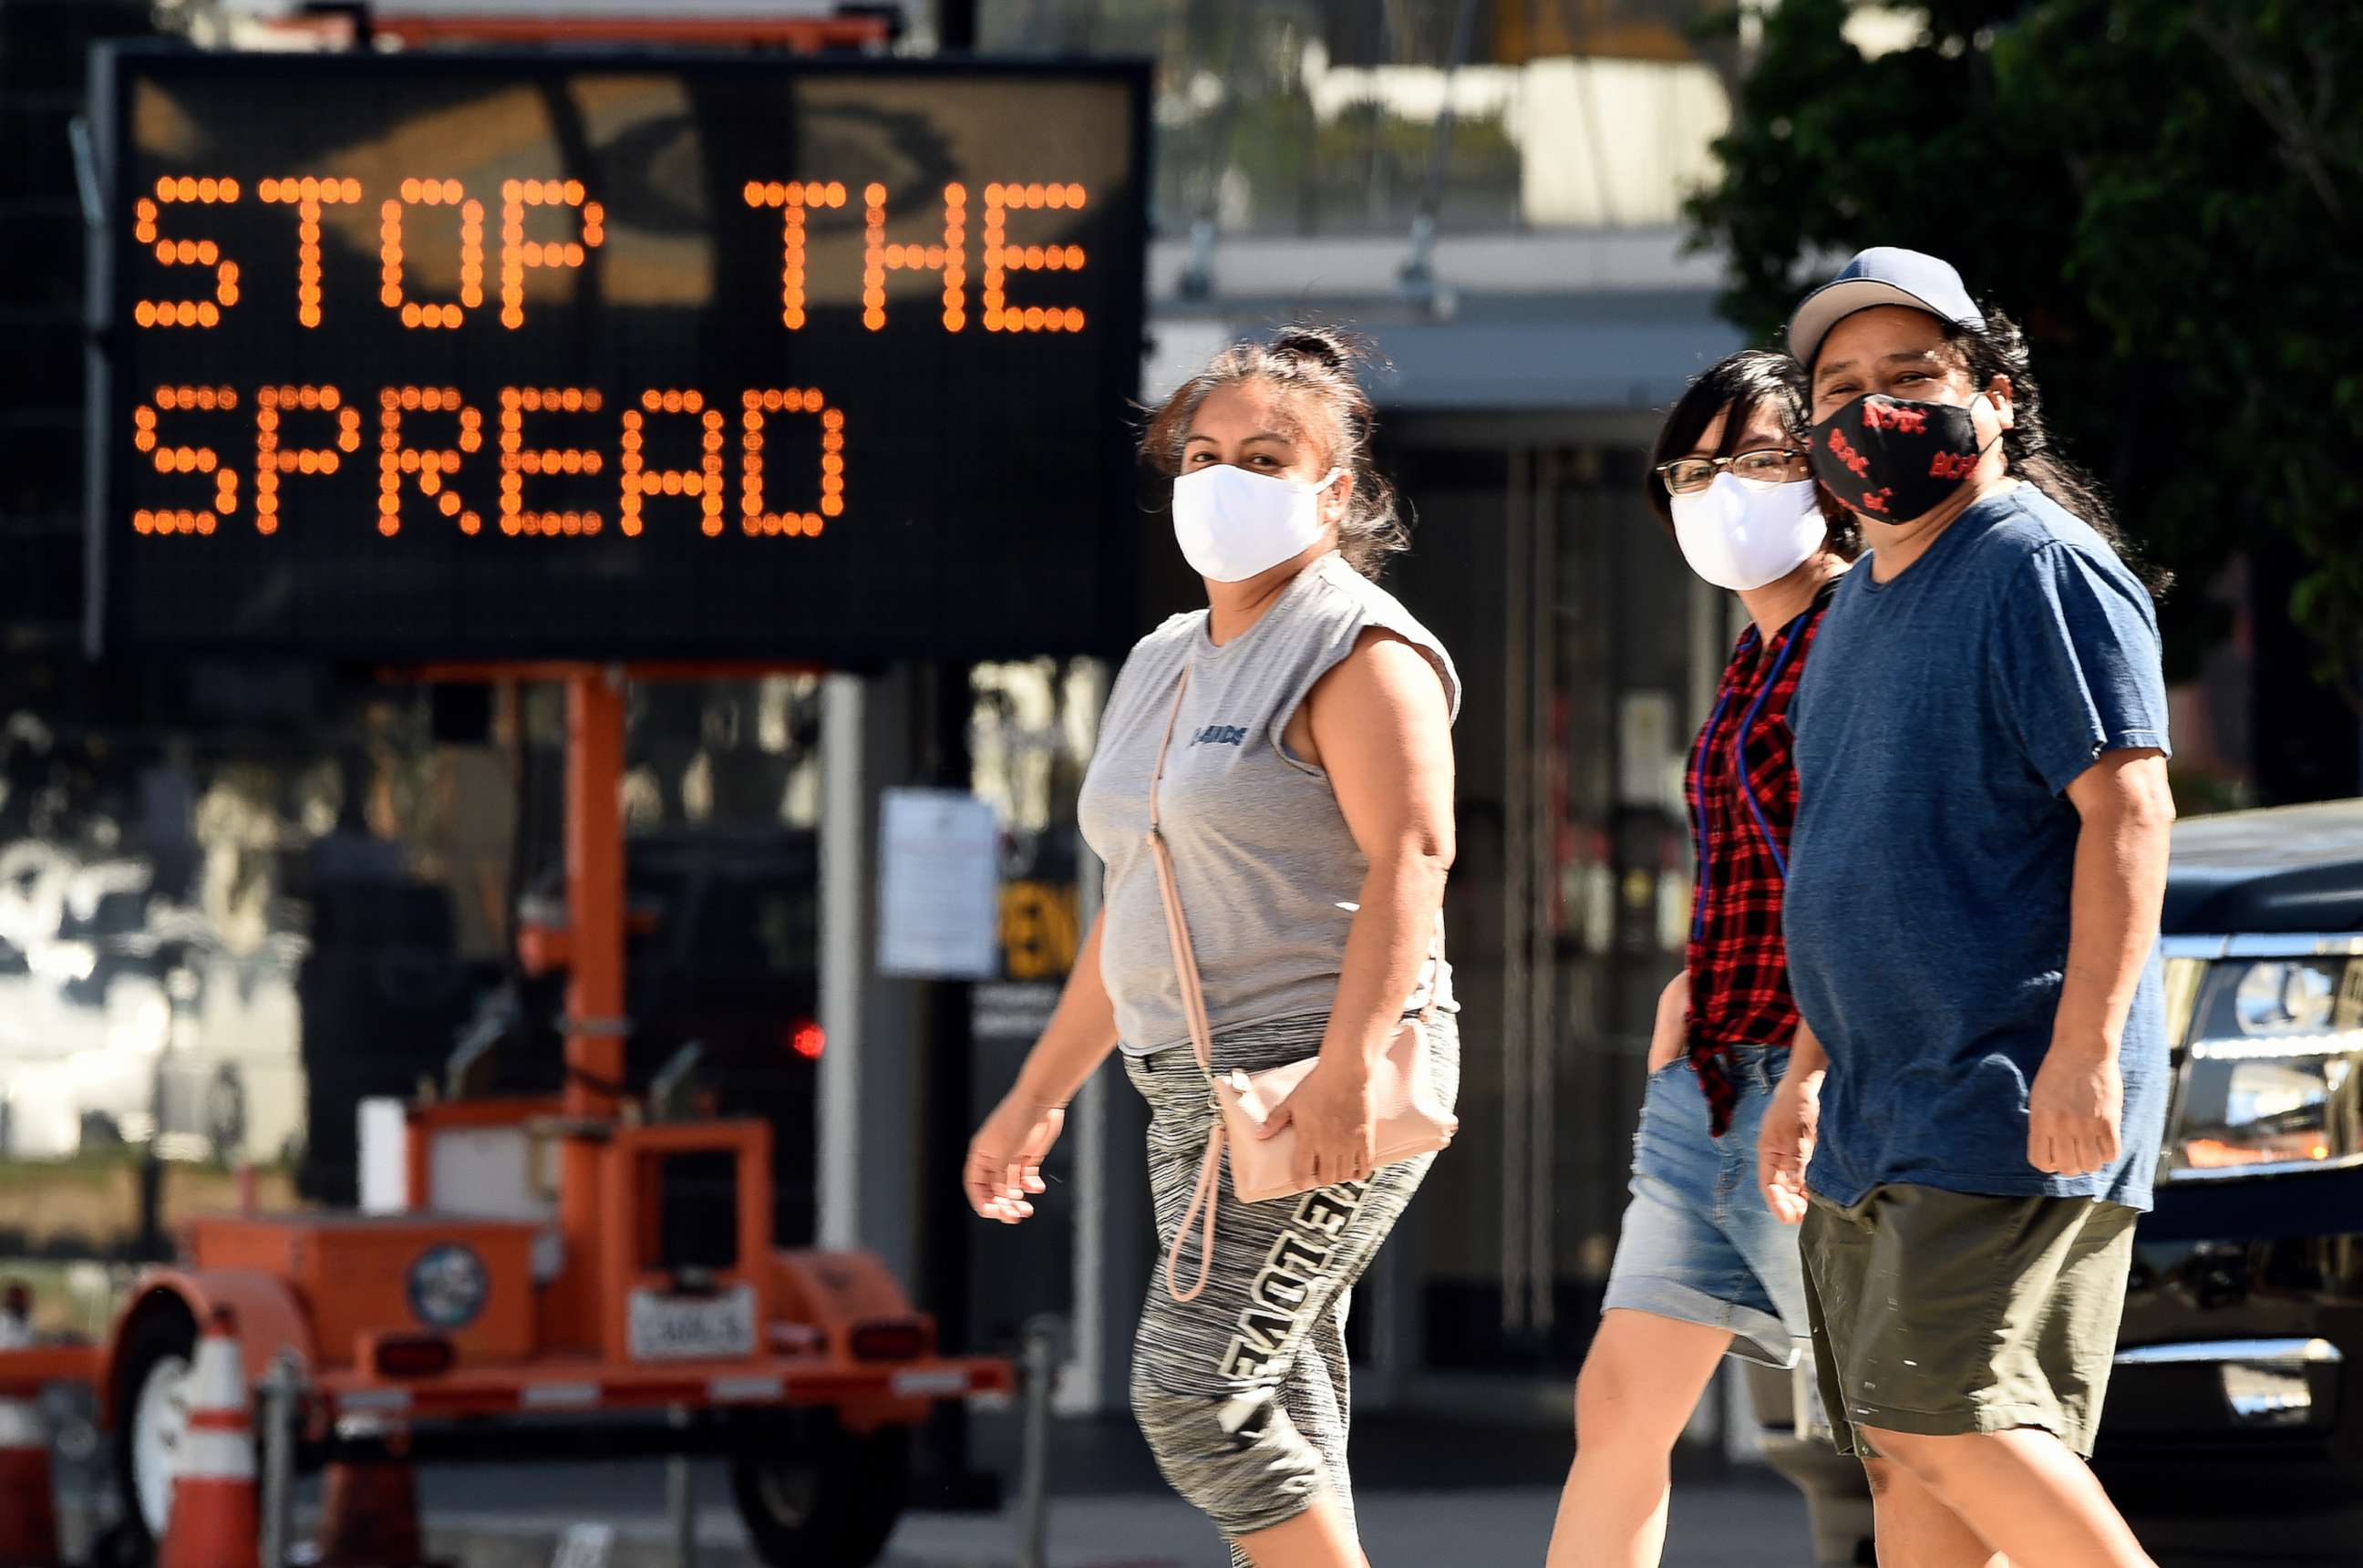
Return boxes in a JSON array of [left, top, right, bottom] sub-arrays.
[[1863, 1456, 2008, 1568], [1543, 1308, 1735, 1568], [1861, 1428, 2154, 1568], [1233, 1493, 1366, 1568], [1226, 1292, 1359, 1568]]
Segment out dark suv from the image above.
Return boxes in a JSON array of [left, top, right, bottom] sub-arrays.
[[1751, 798, 2363, 1565]]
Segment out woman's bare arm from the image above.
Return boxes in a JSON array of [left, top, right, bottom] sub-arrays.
[[1012, 910, 1119, 1109], [1308, 629, 1457, 1074]]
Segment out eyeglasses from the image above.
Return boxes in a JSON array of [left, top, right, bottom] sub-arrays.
[[1655, 448, 1810, 495]]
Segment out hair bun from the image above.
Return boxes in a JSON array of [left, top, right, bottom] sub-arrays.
[[1269, 325, 1358, 374]]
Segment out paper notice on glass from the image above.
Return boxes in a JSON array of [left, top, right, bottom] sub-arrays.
[[1617, 690, 1677, 810], [877, 788, 1001, 979]]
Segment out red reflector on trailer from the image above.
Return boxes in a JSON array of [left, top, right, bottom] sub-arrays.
[[789, 1021, 825, 1060], [370, 1334, 456, 1379], [849, 1319, 932, 1362]]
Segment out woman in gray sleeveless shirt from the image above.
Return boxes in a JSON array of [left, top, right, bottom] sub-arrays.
[[965, 326, 1460, 1568]]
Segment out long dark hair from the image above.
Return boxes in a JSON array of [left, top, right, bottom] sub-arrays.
[[1648, 349, 1861, 559], [1140, 324, 1406, 581], [1942, 309, 2171, 596]]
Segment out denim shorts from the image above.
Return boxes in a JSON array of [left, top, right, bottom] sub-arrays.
[[1600, 1045, 1810, 1367]]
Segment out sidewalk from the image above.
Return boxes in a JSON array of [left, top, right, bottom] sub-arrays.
[[53, 1399, 1819, 1566], [428, 1479, 1813, 1568], [412, 1410, 1819, 1566]]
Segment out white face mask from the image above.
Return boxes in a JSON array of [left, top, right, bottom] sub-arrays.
[[1668, 474, 1826, 592], [1171, 463, 1343, 583]]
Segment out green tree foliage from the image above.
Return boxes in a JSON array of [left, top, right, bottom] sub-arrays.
[[1688, 0, 2361, 695]]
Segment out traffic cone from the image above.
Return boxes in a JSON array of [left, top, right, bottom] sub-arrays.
[[0, 1285, 61, 1568], [159, 1306, 257, 1568], [313, 1449, 432, 1568]]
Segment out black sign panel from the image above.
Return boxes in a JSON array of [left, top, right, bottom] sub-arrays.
[[88, 48, 1148, 662]]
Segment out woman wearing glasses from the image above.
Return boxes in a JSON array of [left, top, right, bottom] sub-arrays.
[[1544, 350, 1855, 1568]]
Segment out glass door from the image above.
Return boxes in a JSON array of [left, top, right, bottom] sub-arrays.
[[1377, 425, 1726, 1400]]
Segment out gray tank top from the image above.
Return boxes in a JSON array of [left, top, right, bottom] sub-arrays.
[[1078, 552, 1460, 1055]]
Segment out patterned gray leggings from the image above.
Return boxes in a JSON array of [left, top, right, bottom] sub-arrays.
[[1122, 1014, 1459, 1561]]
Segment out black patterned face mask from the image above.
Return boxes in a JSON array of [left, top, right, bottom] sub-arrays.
[[1807, 392, 1997, 523]]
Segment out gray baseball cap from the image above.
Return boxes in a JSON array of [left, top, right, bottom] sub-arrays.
[[1787, 247, 1986, 366]]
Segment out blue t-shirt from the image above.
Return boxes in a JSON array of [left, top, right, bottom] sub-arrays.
[[1784, 485, 2172, 1212]]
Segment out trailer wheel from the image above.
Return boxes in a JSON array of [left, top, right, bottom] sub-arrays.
[[109, 1298, 200, 1556], [729, 1417, 908, 1568]]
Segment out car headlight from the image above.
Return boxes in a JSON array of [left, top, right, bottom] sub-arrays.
[[2168, 956, 2363, 1180], [2233, 960, 2338, 1033]]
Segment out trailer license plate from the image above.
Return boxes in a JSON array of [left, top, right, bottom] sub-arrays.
[[627, 1284, 758, 1362]]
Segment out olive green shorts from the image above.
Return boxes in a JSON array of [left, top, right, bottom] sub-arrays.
[[1800, 1184, 2137, 1460]]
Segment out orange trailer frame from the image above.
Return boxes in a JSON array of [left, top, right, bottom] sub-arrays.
[[93, 665, 1009, 1562]]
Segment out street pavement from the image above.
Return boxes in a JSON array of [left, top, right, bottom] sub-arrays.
[[421, 1470, 1812, 1568], [45, 1387, 2347, 1565], [48, 1398, 1824, 1567], [410, 1410, 1820, 1568]]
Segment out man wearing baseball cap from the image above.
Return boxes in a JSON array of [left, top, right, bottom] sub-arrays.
[[1757, 248, 2172, 1568]]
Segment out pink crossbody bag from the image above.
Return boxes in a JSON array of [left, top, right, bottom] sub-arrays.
[[1146, 668, 1458, 1303]]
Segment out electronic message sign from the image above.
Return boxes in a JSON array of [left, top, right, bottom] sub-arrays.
[[88, 49, 1148, 662]]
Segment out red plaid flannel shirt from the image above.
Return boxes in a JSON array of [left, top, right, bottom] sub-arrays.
[[1683, 584, 1834, 1136]]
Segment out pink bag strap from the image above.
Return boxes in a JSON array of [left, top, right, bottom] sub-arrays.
[[1147, 669, 1218, 1080], [1147, 668, 1223, 1302]]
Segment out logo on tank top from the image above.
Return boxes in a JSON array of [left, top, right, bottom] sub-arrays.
[[1190, 724, 1248, 748]]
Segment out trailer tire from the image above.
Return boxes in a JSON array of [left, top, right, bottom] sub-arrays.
[[109, 1295, 200, 1559], [729, 1417, 908, 1568]]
